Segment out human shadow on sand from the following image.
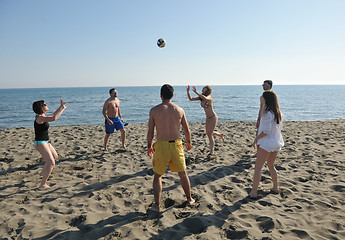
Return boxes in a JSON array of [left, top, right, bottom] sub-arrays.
[[0, 155, 90, 195], [71, 154, 253, 198], [0, 153, 91, 178], [0, 162, 43, 177], [163, 155, 254, 192], [148, 193, 271, 240], [72, 168, 154, 197], [33, 211, 148, 240], [34, 195, 271, 240]]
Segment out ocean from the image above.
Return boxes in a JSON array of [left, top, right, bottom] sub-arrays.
[[0, 85, 344, 129]]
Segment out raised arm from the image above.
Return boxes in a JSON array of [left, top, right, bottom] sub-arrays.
[[37, 98, 67, 123], [52, 98, 65, 115], [187, 85, 200, 101], [192, 86, 212, 101]]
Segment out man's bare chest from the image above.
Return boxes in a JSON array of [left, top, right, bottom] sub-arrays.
[[109, 101, 119, 109]]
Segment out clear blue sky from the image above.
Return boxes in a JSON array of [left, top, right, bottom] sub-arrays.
[[0, 0, 344, 88]]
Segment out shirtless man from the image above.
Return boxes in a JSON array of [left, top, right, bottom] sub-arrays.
[[102, 88, 126, 150], [147, 84, 195, 212]]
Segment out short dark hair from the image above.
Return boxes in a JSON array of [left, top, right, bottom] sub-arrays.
[[32, 100, 45, 114], [160, 84, 174, 99], [264, 80, 273, 88], [109, 88, 117, 96]]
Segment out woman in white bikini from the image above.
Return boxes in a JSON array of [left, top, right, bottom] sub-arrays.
[[32, 98, 68, 188], [187, 85, 224, 158]]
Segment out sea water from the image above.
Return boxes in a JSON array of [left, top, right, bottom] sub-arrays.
[[0, 85, 344, 129]]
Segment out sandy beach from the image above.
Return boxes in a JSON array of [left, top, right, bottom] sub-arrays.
[[0, 120, 344, 239]]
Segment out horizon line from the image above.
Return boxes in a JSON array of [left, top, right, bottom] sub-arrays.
[[1, 83, 345, 90]]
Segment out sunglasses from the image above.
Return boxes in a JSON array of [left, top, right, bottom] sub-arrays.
[[43, 103, 47, 106]]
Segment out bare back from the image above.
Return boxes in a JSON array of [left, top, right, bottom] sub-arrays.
[[150, 102, 185, 141]]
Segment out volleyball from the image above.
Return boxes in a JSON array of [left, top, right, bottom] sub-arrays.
[[157, 38, 166, 48]]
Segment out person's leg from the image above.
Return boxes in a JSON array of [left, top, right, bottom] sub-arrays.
[[206, 118, 216, 155], [49, 143, 58, 160], [104, 133, 111, 150], [211, 115, 224, 142], [119, 128, 126, 149], [35, 144, 56, 188], [213, 131, 224, 142], [267, 151, 279, 193], [150, 173, 162, 212], [178, 171, 195, 205], [253, 129, 259, 157], [40, 143, 58, 177], [249, 147, 269, 198]]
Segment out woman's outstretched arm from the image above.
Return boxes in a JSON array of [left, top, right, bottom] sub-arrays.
[[187, 85, 200, 101]]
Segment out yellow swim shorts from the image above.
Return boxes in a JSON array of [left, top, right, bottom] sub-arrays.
[[152, 139, 186, 175]]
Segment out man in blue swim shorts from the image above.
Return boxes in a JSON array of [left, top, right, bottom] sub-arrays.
[[102, 88, 126, 150]]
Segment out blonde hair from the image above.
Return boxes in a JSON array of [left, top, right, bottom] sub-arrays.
[[203, 85, 212, 96]]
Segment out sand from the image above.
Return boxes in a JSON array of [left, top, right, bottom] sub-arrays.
[[0, 120, 344, 239]]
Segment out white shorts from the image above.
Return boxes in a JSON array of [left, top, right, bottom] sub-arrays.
[[258, 144, 282, 152]]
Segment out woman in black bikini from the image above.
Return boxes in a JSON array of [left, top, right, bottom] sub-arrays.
[[187, 85, 224, 158], [32, 98, 68, 188]]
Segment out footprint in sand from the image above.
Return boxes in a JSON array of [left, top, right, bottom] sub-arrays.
[[226, 228, 249, 239], [74, 166, 85, 171], [183, 217, 206, 234], [331, 185, 345, 192], [258, 200, 273, 207], [69, 215, 86, 227], [256, 216, 274, 233], [164, 198, 175, 208], [174, 211, 191, 219], [291, 229, 310, 239]]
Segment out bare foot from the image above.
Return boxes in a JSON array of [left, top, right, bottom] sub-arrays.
[[248, 192, 257, 199], [220, 134, 225, 143], [121, 146, 127, 151], [207, 154, 217, 160], [39, 172, 43, 177], [104, 147, 108, 151], [270, 188, 280, 194], [148, 204, 160, 212], [39, 184, 50, 189], [187, 198, 195, 206]]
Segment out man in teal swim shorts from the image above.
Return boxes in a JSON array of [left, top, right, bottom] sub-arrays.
[[102, 88, 126, 150]]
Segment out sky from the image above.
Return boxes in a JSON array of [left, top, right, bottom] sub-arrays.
[[0, 0, 344, 88]]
